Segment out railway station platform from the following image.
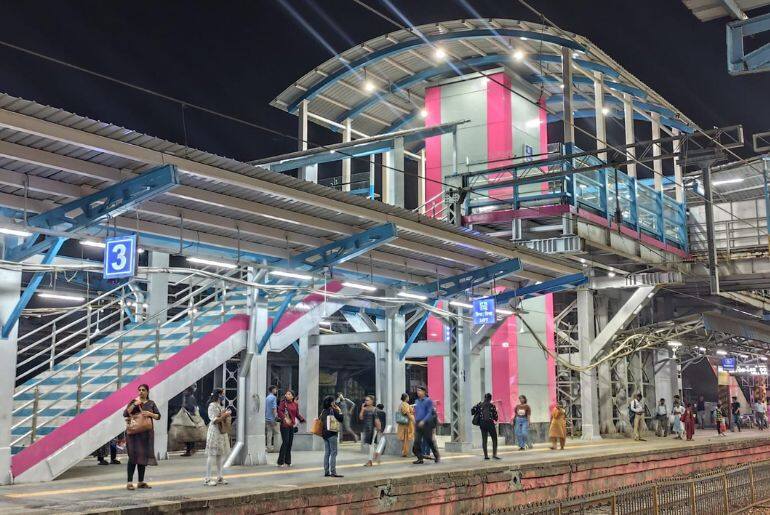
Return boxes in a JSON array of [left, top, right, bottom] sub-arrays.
[[1, 430, 769, 514]]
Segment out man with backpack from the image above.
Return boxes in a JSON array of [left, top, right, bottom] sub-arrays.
[[471, 393, 500, 460]]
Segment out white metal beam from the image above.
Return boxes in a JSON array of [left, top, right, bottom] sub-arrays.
[[589, 286, 655, 360], [308, 331, 386, 346]]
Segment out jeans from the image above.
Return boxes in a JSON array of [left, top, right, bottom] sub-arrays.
[[480, 422, 497, 458], [733, 413, 741, 431], [514, 417, 529, 448], [277, 426, 294, 465], [323, 437, 338, 475], [265, 421, 280, 452], [655, 415, 669, 436], [413, 424, 439, 461], [697, 410, 706, 428]]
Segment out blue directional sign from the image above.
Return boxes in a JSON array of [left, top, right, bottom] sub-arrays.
[[721, 357, 737, 371], [472, 297, 496, 325], [103, 234, 137, 279]]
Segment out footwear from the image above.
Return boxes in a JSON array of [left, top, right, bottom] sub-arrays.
[[518, 447, 525, 451], [137, 482, 151, 489], [324, 473, 331, 477], [493, 456, 501, 460], [217, 477, 228, 485], [412, 459, 424, 464], [484, 456, 490, 460], [98, 459, 109, 465], [434, 457, 440, 464], [110, 459, 121, 465], [203, 479, 218, 487], [550, 447, 557, 450], [401, 454, 408, 458], [181, 452, 192, 457], [364, 460, 372, 467], [126, 483, 135, 491], [331, 473, 344, 478]]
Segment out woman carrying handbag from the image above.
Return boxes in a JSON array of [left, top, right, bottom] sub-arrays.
[[123, 383, 161, 491], [203, 388, 232, 486], [277, 390, 305, 467]]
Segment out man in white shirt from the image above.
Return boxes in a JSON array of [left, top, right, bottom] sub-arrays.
[[655, 398, 668, 437], [631, 393, 646, 441]]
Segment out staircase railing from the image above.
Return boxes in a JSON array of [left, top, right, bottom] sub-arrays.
[[11, 267, 247, 448], [413, 190, 449, 220]]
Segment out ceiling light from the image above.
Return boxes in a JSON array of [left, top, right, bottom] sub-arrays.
[[559, 84, 565, 89], [738, 354, 748, 359], [513, 50, 525, 61], [342, 282, 378, 292], [80, 240, 106, 248], [608, 272, 616, 278], [434, 48, 446, 59], [601, 107, 610, 115], [397, 291, 428, 301], [712, 178, 744, 186], [698, 346, 707, 352], [572, 52, 580, 59], [579, 258, 586, 264], [38, 292, 85, 302], [187, 257, 237, 269], [419, 109, 429, 119], [520, 36, 528, 41], [497, 308, 514, 316], [364, 80, 376, 92], [319, 320, 332, 327], [762, 357, 768, 361], [0, 227, 31, 237], [716, 350, 728, 355], [667, 340, 682, 347], [270, 270, 313, 280], [449, 300, 473, 309]]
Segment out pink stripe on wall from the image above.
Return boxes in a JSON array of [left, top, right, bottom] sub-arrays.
[[12, 315, 249, 478], [487, 73, 513, 201], [273, 281, 343, 333], [424, 86, 446, 422], [545, 293, 557, 409]]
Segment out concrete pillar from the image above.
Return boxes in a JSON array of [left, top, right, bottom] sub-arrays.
[[374, 317, 387, 405], [561, 48, 575, 145], [342, 119, 352, 192], [672, 128, 684, 203], [629, 352, 649, 431], [593, 71, 607, 163], [298, 331, 320, 429], [651, 113, 663, 191], [595, 296, 615, 434], [383, 137, 405, 207], [577, 287, 601, 439], [297, 100, 318, 183], [0, 267, 21, 485], [241, 294, 268, 465], [418, 148, 426, 213], [384, 312, 406, 417], [147, 251, 169, 460], [446, 310, 481, 451], [623, 93, 637, 178], [654, 349, 678, 406]]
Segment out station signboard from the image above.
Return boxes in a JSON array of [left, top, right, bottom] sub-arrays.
[[472, 297, 496, 325], [734, 364, 768, 376], [721, 357, 736, 371], [103, 234, 137, 279]]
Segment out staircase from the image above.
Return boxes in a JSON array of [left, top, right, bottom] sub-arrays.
[[10, 269, 349, 483]]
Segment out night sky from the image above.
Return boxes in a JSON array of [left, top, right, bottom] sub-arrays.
[[0, 0, 768, 163]]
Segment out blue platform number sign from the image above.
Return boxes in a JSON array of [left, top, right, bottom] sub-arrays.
[[721, 357, 737, 371], [472, 297, 496, 325], [103, 235, 137, 279]]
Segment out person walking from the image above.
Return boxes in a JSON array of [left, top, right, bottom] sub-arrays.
[[696, 395, 707, 429], [203, 389, 231, 486], [472, 393, 500, 460], [655, 398, 669, 437], [336, 393, 359, 443], [396, 393, 414, 458], [277, 390, 305, 467], [731, 396, 742, 432], [549, 401, 567, 450], [180, 386, 199, 456], [630, 393, 646, 441], [412, 386, 440, 464], [123, 384, 161, 490], [671, 398, 685, 439], [682, 403, 696, 441], [321, 395, 344, 478], [512, 395, 531, 451], [265, 385, 280, 453], [715, 402, 727, 436], [359, 396, 381, 467]]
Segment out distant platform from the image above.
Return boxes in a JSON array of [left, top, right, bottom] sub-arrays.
[[1, 430, 769, 514]]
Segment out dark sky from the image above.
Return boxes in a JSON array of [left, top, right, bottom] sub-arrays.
[[0, 0, 768, 162]]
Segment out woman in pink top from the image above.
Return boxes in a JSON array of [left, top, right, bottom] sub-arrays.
[[277, 390, 305, 467]]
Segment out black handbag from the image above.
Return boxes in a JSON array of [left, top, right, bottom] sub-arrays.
[[471, 405, 480, 426]]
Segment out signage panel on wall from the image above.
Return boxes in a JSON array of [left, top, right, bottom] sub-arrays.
[[103, 234, 137, 279], [721, 357, 737, 371]]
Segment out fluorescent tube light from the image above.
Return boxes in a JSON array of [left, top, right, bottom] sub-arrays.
[[449, 301, 473, 309], [269, 270, 313, 280], [38, 292, 85, 302], [0, 227, 32, 237], [187, 257, 237, 269], [342, 282, 378, 292], [397, 291, 428, 301]]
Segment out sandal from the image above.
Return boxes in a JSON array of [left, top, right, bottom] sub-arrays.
[[126, 483, 135, 491], [217, 477, 228, 485], [137, 482, 152, 489]]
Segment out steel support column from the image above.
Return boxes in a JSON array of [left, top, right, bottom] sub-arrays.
[[297, 100, 318, 183], [577, 287, 601, 440], [342, 119, 352, 192], [0, 265, 21, 485], [147, 251, 169, 460], [672, 128, 684, 203], [702, 162, 720, 294], [383, 137, 404, 207], [561, 47, 575, 145], [445, 306, 481, 451], [384, 311, 406, 417], [298, 330, 320, 448], [652, 113, 663, 191], [623, 93, 637, 178], [593, 71, 607, 163], [595, 296, 615, 434]]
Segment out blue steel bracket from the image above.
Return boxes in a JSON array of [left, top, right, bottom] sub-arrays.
[[399, 302, 437, 361], [728, 12, 770, 75], [407, 259, 522, 298], [493, 273, 588, 306], [5, 165, 179, 263]]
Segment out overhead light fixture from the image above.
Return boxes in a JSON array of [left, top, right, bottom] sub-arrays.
[[738, 354, 748, 359], [38, 292, 85, 302], [434, 48, 446, 59], [497, 308, 514, 316], [80, 240, 106, 248], [0, 227, 31, 237], [572, 52, 580, 59], [342, 282, 378, 292], [397, 291, 428, 301], [559, 84, 565, 89], [698, 346, 707, 352], [762, 357, 768, 361], [419, 109, 429, 119], [579, 258, 586, 264], [270, 270, 313, 280], [608, 272, 616, 278], [716, 350, 728, 355], [449, 300, 473, 309], [187, 257, 237, 269], [601, 107, 610, 115], [512, 50, 525, 61], [712, 177, 744, 186], [363, 80, 376, 92], [667, 340, 682, 348], [520, 36, 528, 41]]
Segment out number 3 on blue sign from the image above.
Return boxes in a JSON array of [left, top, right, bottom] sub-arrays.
[[103, 235, 137, 279]]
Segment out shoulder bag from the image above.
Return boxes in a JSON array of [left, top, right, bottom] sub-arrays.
[[126, 402, 154, 435]]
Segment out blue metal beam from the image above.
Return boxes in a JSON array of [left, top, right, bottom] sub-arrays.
[[492, 273, 588, 306], [528, 74, 648, 99], [1, 165, 179, 337], [257, 223, 398, 353], [728, 12, 770, 75], [530, 53, 620, 78], [288, 29, 585, 113], [399, 301, 437, 361], [406, 258, 522, 298]]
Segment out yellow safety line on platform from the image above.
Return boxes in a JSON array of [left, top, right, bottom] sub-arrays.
[[0, 440, 642, 499]]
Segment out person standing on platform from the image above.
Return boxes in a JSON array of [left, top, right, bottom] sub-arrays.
[[412, 386, 440, 464], [730, 396, 742, 432], [203, 389, 231, 486], [360, 395, 380, 467], [336, 393, 359, 443], [472, 393, 500, 460], [696, 396, 707, 429], [655, 398, 669, 437], [396, 393, 414, 458], [512, 395, 531, 451], [265, 385, 279, 453], [123, 384, 161, 491], [671, 398, 685, 439], [180, 386, 199, 456], [715, 402, 727, 436], [682, 402, 696, 441], [754, 399, 767, 430], [277, 390, 305, 467], [631, 393, 646, 441], [548, 401, 567, 450], [321, 395, 344, 478]]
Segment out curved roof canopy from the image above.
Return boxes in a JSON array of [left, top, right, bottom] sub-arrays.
[[272, 19, 697, 138]]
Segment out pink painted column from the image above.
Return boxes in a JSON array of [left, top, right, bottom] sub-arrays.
[[487, 73, 513, 201]]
